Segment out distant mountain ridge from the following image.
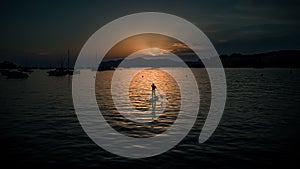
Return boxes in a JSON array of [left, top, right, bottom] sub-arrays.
[[1, 50, 299, 70], [99, 50, 300, 70], [220, 50, 300, 68]]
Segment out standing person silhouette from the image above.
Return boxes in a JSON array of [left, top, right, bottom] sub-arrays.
[[151, 83, 157, 121], [151, 83, 157, 99]]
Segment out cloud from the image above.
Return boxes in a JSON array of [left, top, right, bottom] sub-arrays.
[[171, 43, 189, 49], [135, 48, 172, 56]]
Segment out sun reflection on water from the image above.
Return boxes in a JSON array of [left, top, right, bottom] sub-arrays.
[[96, 68, 181, 137], [129, 69, 180, 114]]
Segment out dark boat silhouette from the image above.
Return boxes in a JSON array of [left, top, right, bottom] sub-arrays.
[[47, 68, 79, 76], [47, 49, 79, 76], [72, 70, 80, 74], [5, 70, 29, 79], [18, 67, 34, 73], [47, 68, 68, 76], [0, 61, 29, 79]]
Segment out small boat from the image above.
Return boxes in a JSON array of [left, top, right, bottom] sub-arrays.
[[47, 49, 78, 76], [5, 71, 29, 79], [72, 70, 80, 74], [47, 68, 80, 76], [18, 67, 34, 73], [67, 69, 80, 75], [47, 68, 68, 76]]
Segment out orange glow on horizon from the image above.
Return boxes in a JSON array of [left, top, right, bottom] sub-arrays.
[[105, 33, 194, 58]]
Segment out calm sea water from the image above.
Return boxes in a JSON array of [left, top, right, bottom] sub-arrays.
[[0, 68, 299, 169]]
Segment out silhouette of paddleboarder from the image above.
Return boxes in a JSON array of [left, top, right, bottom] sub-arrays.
[[151, 83, 157, 98]]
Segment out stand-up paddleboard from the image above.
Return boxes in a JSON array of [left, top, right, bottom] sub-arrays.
[[149, 95, 159, 102]]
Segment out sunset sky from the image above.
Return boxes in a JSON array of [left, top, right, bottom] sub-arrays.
[[105, 33, 193, 59], [1, 0, 299, 66]]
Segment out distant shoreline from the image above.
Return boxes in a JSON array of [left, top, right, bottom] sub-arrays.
[[1, 50, 299, 70]]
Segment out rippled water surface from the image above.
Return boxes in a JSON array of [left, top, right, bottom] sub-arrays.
[[0, 68, 299, 169]]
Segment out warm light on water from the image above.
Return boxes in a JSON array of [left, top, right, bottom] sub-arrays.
[[129, 69, 180, 116], [96, 68, 185, 137]]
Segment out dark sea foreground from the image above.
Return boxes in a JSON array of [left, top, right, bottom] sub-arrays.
[[0, 68, 299, 169]]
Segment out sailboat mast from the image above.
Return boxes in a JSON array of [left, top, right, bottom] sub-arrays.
[[67, 48, 70, 71]]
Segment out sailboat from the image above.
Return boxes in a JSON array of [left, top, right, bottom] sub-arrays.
[[47, 49, 79, 76], [66, 49, 73, 75], [47, 53, 68, 76]]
